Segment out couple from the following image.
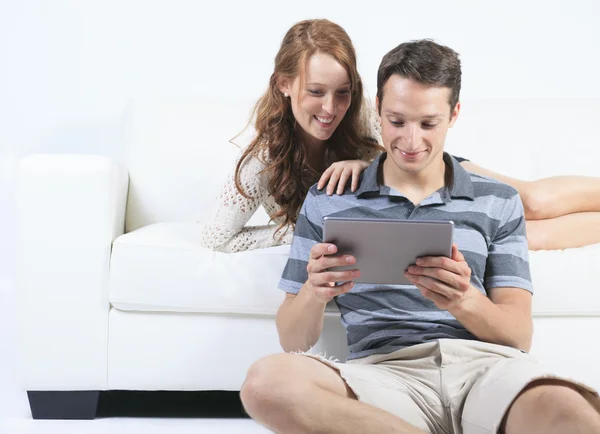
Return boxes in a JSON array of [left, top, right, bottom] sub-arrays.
[[200, 20, 600, 255], [204, 20, 600, 434]]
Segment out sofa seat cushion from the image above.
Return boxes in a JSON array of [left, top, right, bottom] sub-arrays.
[[529, 243, 600, 316], [109, 222, 600, 316], [109, 222, 289, 315]]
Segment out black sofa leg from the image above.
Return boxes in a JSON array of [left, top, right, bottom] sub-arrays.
[[27, 391, 100, 419]]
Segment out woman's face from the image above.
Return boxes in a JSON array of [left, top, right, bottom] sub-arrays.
[[280, 52, 352, 146]]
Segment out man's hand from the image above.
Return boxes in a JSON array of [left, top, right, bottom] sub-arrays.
[[404, 244, 479, 311], [306, 243, 359, 304]]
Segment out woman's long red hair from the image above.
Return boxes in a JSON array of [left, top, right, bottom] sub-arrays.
[[234, 19, 381, 233]]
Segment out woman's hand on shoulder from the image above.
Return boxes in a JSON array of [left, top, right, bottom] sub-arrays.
[[317, 160, 370, 196]]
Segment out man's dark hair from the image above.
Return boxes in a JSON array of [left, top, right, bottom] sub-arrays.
[[376, 39, 461, 115]]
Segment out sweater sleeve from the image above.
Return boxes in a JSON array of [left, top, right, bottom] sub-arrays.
[[200, 153, 292, 253]]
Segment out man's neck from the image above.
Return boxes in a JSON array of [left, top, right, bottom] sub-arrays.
[[381, 154, 448, 205]]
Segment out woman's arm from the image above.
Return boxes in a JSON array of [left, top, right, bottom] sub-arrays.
[[200, 153, 291, 253]]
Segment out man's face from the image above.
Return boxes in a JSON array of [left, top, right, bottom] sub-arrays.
[[377, 75, 459, 175]]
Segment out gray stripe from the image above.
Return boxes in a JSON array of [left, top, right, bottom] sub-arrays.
[[347, 326, 476, 359], [485, 253, 531, 283], [294, 212, 323, 240], [471, 180, 519, 200], [343, 308, 457, 325], [337, 288, 441, 314], [496, 216, 525, 240], [328, 203, 413, 217], [281, 258, 308, 286], [348, 318, 464, 347]]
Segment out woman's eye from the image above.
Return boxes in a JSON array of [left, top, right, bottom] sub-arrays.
[[390, 120, 404, 127], [337, 89, 351, 96], [422, 123, 436, 129], [308, 90, 322, 96]]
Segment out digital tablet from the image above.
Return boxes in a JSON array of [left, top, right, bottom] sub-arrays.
[[322, 217, 454, 286]]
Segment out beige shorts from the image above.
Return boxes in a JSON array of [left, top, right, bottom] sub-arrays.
[[306, 339, 600, 434]]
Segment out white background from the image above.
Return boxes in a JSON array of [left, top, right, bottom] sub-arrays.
[[1, 0, 600, 284]]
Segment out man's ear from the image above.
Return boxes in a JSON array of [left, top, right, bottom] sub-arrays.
[[375, 96, 382, 123], [449, 102, 461, 128]]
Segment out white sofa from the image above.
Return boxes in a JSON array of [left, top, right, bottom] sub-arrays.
[[15, 96, 600, 419]]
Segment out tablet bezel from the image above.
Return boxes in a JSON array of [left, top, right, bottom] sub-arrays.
[[322, 217, 454, 286]]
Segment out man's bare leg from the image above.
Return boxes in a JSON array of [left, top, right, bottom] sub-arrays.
[[503, 380, 600, 434], [240, 353, 426, 434]]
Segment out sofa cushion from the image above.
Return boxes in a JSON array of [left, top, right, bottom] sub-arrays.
[[109, 222, 600, 316], [109, 222, 288, 315], [528, 243, 600, 315]]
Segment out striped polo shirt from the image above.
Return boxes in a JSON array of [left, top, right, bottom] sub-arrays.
[[279, 152, 533, 361]]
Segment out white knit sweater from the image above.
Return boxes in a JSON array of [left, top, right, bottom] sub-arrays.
[[201, 113, 382, 253], [200, 149, 294, 252]]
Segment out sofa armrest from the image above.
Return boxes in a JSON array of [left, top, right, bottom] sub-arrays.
[[15, 154, 128, 390]]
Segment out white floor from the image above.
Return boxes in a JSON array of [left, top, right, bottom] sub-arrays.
[[0, 276, 271, 434]]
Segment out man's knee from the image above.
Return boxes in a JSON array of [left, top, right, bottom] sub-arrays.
[[240, 353, 305, 417], [524, 384, 579, 415], [509, 381, 595, 427]]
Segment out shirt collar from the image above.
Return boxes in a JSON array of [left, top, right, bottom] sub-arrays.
[[355, 152, 475, 201]]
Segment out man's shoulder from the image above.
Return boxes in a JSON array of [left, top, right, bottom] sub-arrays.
[[300, 184, 327, 221], [468, 172, 520, 200]]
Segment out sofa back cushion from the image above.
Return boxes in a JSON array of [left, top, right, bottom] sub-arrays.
[[123, 96, 600, 232], [123, 95, 258, 232]]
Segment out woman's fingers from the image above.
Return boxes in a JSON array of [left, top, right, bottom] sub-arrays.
[[336, 169, 352, 195], [317, 165, 335, 190], [351, 167, 361, 192], [326, 168, 342, 195]]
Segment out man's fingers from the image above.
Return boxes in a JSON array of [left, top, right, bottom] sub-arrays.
[[309, 243, 337, 260], [407, 274, 456, 299], [318, 281, 355, 299], [307, 254, 356, 273], [313, 269, 360, 286], [452, 244, 465, 262], [406, 266, 459, 288], [416, 255, 461, 274], [415, 283, 450, 308]]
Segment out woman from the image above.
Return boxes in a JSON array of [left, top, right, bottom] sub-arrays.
[[200, 19, 382, 253], [202, 19, 600, 253]]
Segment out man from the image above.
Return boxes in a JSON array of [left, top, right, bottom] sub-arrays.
[[240, 40, 600, 434]]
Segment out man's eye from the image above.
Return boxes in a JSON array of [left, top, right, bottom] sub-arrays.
[[422, 123, 436, 129]]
